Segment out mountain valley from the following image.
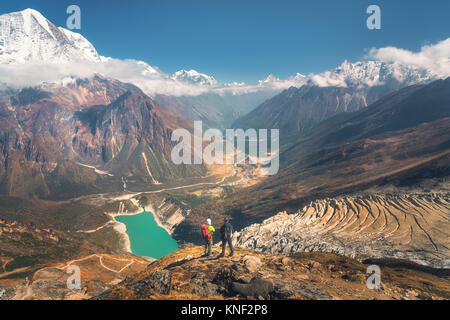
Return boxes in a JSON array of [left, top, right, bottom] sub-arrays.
[[0, 7, 448, 301]]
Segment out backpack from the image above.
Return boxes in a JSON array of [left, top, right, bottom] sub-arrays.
[[220, 222, 233, 240], [225, 223, 232, 237], [220, 224, 226, 239], [201, 224, 211, 240]]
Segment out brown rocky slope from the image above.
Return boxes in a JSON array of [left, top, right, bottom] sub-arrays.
[[94, 245, 450, 300], [0, 252, 149, 300], [0, 75, 205, 199]]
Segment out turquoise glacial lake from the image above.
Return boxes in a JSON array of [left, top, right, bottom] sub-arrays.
[[116, 211, 178, 259]]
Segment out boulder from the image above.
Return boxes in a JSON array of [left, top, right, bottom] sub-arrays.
[[271, 280, 333, 300], [127, 269, 172, 297], [212, 266, 233, 292], [193, 280, 220, 297], [231, 277, 274, 298], [242, 255, 262, 273]]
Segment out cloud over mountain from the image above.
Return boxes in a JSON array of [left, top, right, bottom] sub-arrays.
[[368, 38, 450, 78], [0, 9, 448, 97]]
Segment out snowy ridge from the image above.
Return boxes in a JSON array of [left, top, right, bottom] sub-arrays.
[[309, 60, 436, 88], [172, 69, 218, 86], [57, 27, 101, 62], [0, 8, 101, 64], [21, 8, 54, 38]]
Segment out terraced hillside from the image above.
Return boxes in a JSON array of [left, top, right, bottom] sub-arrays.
[[235, 192, 450, 268]]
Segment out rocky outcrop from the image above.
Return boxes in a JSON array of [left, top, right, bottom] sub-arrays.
[[94, 245, 450, 300], [147, 196, 190, 235], [2, 244, 449, 300], [119, 270, 172, 298], [234, 192, 450, 268]]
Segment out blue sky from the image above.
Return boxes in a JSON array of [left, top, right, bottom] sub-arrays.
[[1, 0, 449, 83]]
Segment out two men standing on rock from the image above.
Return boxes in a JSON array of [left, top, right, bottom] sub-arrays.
[[201, 218, 234, 258]]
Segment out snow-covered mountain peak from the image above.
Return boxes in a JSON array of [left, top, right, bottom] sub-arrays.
[[172, 69, 218, 86], [310, 60, 436, 88], [0, 8, 101, 64], [20, 8, 54, 38]]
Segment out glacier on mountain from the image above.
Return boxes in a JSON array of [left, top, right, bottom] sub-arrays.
[[0, 8, 101, 64]]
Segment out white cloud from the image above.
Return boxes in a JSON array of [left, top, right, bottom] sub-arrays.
[[99, 58, 213, 96], [102, 62, 307, 96], [0, 58, 213, 96], [0, 61, 98, 88], [1, 38, 448, 96], [306, 39, 450, 88], [368, 38, 450, 78], [216, 73, 307, 95], [0, 57, 305, 96], [309, 72, 348, 88], [172, 69, 217, 86]]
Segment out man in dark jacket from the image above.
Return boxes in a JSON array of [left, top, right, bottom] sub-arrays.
[[219, 218, 234, 257]]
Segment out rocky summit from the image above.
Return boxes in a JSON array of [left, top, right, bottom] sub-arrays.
[[93, 245, 450, 300]]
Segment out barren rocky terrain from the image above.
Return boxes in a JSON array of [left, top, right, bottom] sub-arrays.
[[235, 192, 450, 268], [93, 245, 450, 300], [0, 252, 149, 300]]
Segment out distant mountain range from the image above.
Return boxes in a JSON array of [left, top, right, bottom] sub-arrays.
[[171, 69, 218, 86], [233, 60, 437, 138], [1, 8, 442, 133], [0, 8, 447, 203], [0, 9, 282, 129], [221, 78, 450, 220]]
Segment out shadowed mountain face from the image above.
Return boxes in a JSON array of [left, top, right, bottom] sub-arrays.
[[232, 74, 436, 140], [153, 93, 237, 130], [154, 90, 277, 130], [72, 90, 203, 182], [216, 78, 450, 220], [0, 76, 205, 199], [233, 85, 370, 136]]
